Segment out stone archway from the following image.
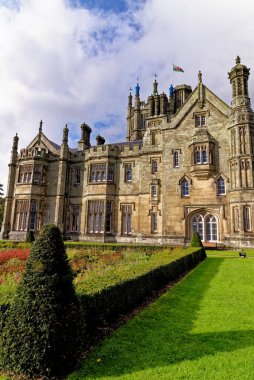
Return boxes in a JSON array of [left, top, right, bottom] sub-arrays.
[[189, 211, 219, 243]]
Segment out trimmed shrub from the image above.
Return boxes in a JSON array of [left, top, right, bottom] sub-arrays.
[[0, 224, 85, 378], [190, 232, 203, 247], [25, 230, 35, 243], [81, 248, 206, 329]]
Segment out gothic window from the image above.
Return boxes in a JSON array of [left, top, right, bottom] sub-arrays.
[[90, 164, 107, 183], [108, 164, 114, 182], [29, 200, 37, 230], [70, 206, 79, 232], [33, 165, 42, 183], [88, 201, 105, 234], [202, 148, 207, 163], [173, 151, 179, 168], [243, 206, 251, 232], [231, 130, 236, 155], [195, 115, 206, 127], [151, 212, 158, 233], [233, 206, 239, 232], [125, 164, 132, 182], [151, 185, 157, 198], [152, 160, 158, 174], [239, 126, 247, 154], [122, 205, 132, 235], [205, 215, 218, 242], [105, 201, 113, 233], [18, 165, 33, 183], [217, 177, 226, 195], [195, 149, 201, 164], [192, 215, 204, 241], [74, 167, 81, 185], [181, 178, 189, 197], [14, 200, 29, 231]]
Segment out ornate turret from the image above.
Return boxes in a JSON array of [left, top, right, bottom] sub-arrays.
[[0, 133, 19, 239], [228, 56, 251, 109]]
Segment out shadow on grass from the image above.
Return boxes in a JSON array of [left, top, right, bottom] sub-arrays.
[[70, 258, 254, 379]]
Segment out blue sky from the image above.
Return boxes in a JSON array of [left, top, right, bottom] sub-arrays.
[[1, 0, 254, 190], [69, 0, 130, 13]]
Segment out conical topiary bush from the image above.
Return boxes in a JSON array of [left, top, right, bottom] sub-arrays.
[[190, 231, 203, 247], [0, 224, 85, 378]]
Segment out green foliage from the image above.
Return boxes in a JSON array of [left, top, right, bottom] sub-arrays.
[[69, 257, 254, 380], [80, 249, 206, 328], [25, 230, 35, 243], [190, 231, 203, 247], [0, 224, 85, 378]]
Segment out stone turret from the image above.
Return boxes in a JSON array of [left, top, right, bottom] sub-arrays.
[[126, 92, 133, 141], [133, 82, 141, 140], [0, 134, 19, 239]]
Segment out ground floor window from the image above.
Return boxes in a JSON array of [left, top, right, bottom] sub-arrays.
[[151, 212, 158, 233], [69, 206, 79, 232], [88, 200, 113, 234], [191, 213, 218, 242], [122, 205, 132, 235], [13, 200, 29, 231]]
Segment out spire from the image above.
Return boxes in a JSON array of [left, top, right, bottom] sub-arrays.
[[198, 70, 204, 108], [12, 133, 19, 151], [135, 79, 140, 97], [62, 124, 69, 144], [169, 84, 174, 97], [153, 79, 158, 96], [39, 120, 43, 134]]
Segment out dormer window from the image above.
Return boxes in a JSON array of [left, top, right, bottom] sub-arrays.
[[195, 114, 206, 127]]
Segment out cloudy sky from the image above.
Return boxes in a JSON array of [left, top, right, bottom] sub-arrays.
[[1, 0, 254, 191]]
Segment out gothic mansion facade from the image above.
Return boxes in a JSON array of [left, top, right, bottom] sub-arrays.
[[1, 57, 254, 247]]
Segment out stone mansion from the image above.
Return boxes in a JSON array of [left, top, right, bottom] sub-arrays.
[[1, 57, 254, 247]]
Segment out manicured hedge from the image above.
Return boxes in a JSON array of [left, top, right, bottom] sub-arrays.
[[65, 241, 168, 252], [80, 248, 206, 330]]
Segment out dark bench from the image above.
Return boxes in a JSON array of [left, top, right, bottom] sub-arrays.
[[239, 251, 246, 258]]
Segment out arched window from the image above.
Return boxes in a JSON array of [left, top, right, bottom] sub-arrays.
[[217, 177, 225, 195], [202, 149, 207, 163], [181, 179, 189, 196], [192, 214, 204, 241], [195, 150, 201, 164], [205, 215, 218, 241]]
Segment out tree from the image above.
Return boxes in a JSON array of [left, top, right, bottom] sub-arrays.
[[190, 231, 203, 247], [0, 224, 85, 378]]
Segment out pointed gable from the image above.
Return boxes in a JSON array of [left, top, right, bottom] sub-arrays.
[[26, 131, 60, 155]]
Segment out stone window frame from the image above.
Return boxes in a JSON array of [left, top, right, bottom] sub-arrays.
[[193, 111, 209, 128], [151, 212, 158, 233], [243, 205, 252, 232], [179, 175, 191, 197]]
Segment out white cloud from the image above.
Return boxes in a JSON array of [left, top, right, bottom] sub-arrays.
[[1, 0, 254, 192]]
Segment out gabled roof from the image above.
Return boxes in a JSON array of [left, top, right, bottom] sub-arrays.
[[165, 83, 231, 130], [26, 131, 60, 155]]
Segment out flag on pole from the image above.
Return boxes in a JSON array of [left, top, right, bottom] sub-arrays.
[[173, 64, 184, 72]]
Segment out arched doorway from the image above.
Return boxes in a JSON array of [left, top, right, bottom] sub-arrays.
[[191, 213, 218, 242]]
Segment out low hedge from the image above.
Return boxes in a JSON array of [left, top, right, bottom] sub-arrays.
[[0, 248, 206, 335], [65, 241, 169, 252], [80, 248, 206, 329]]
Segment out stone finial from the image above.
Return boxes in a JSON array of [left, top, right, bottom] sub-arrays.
[[39, 120, 43, 134], [236, 56, 241, 64], [153, 79, 158, 96], [198, 70, 202, 83], [128, 91, 132, 105], [13, 133, 19, 150], [62, 124, 69, 144]]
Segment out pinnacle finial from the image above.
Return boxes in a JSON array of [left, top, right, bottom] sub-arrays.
[[198, 70, 202, 83], [39, 120, 43, 133], [236, 56, 241, 64]]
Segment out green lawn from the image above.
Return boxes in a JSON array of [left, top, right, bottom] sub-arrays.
[[68, 257, 254, 380]]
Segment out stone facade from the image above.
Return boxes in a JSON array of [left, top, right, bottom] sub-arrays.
[[2, 57, 254, 247]]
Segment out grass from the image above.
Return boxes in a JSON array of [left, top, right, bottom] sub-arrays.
[[68, 257, 254, 380], [206, 249, 254, 257]]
